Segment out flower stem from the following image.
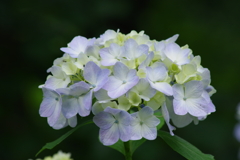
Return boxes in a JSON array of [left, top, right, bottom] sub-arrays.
[[124, 141, 132, 160]]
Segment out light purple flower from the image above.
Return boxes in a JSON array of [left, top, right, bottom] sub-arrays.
[[146, 63, 173, 96], [59, 81, 92, 117], [131, 106, 160, 140], [122, 39, 149, 60], [99, 43, 123, 66], [83, 61, 110, 92], [163, 43, 190, 66], [172, 80, 213, 117], [44, 66, 71, 90], [60, 36, 95, 58], [93, 107, 132, 146], [39, 87, 62, 127], [51, 113, 77, 130], [103, 62, 139, 98], [130, 78, 156, 101]]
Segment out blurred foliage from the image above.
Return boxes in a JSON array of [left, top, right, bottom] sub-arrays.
[[1, 0, 240, 159]]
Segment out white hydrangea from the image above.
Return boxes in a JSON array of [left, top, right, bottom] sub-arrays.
[[39, 29, 216, 145]]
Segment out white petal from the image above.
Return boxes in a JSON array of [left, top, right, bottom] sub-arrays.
[[138, 106, 153, 120], [144, 116, 160, 128], [94, 89, 112, 103], [131, 123, 142, 140], [44, 77, 70, 90]]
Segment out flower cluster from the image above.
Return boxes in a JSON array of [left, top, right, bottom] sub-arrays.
[[39, 30, 216, 145], [30, 151, 73, 160]]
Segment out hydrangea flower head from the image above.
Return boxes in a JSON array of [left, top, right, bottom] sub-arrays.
[[39, 29, 216, 145]]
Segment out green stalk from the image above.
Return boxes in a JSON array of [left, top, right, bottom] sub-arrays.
[[124, 141, 132, 160]]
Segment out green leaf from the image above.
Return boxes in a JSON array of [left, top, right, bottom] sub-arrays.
[[109, 140, 125, 155], [131, 139, 146, 153], [36, 120, 93, 157], [158, 131, 215, 160], [109, 139, 147, 156]]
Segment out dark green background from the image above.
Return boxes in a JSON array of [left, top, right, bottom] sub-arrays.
[[1, 0, 240, 159]]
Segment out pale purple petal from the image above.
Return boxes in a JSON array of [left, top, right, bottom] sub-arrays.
[[93, 111, 115, 129], [78, 96, 91, 117], [131, 123, 142, 140], [102, 76, 122, 91], [100, 124, 119, 146], [60, 48, 79, 58], [186, 98, 208, 117], [100, 43, 122, 66], [173, 99, 188, 115], [141, 124, 157, 140], [234, 123, 240, 142], [126, 69, 138, 81], [144, 116, 160, 128], [108, 82, 136, 98], [94, 69, 110, 92], [84, 61, 101, 85], [146, 65, 167, 82], [138, 106, 153, 120], [115, 110, 132, 126], [68, 116, 77, 128], [40, 87, 61, 117], [202, 91, 216, 113], [69, 81, 90, 96], [149, 81, 173, 96], [104, 107, 121, 116], [131, 78, 156, 101], [62, 97, 79, 119], [60, 36, 90, 58], [81, 90, 93, 110], [122, 39, 139, 59], [51, 113, 67, 130], [47, 100, 62, 126], [118, 124, 131, 142], [114, 62, 129, 81], [161, 103, 175, 135], [172, 84, 184, 100], [185, 81, 203, 98]]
